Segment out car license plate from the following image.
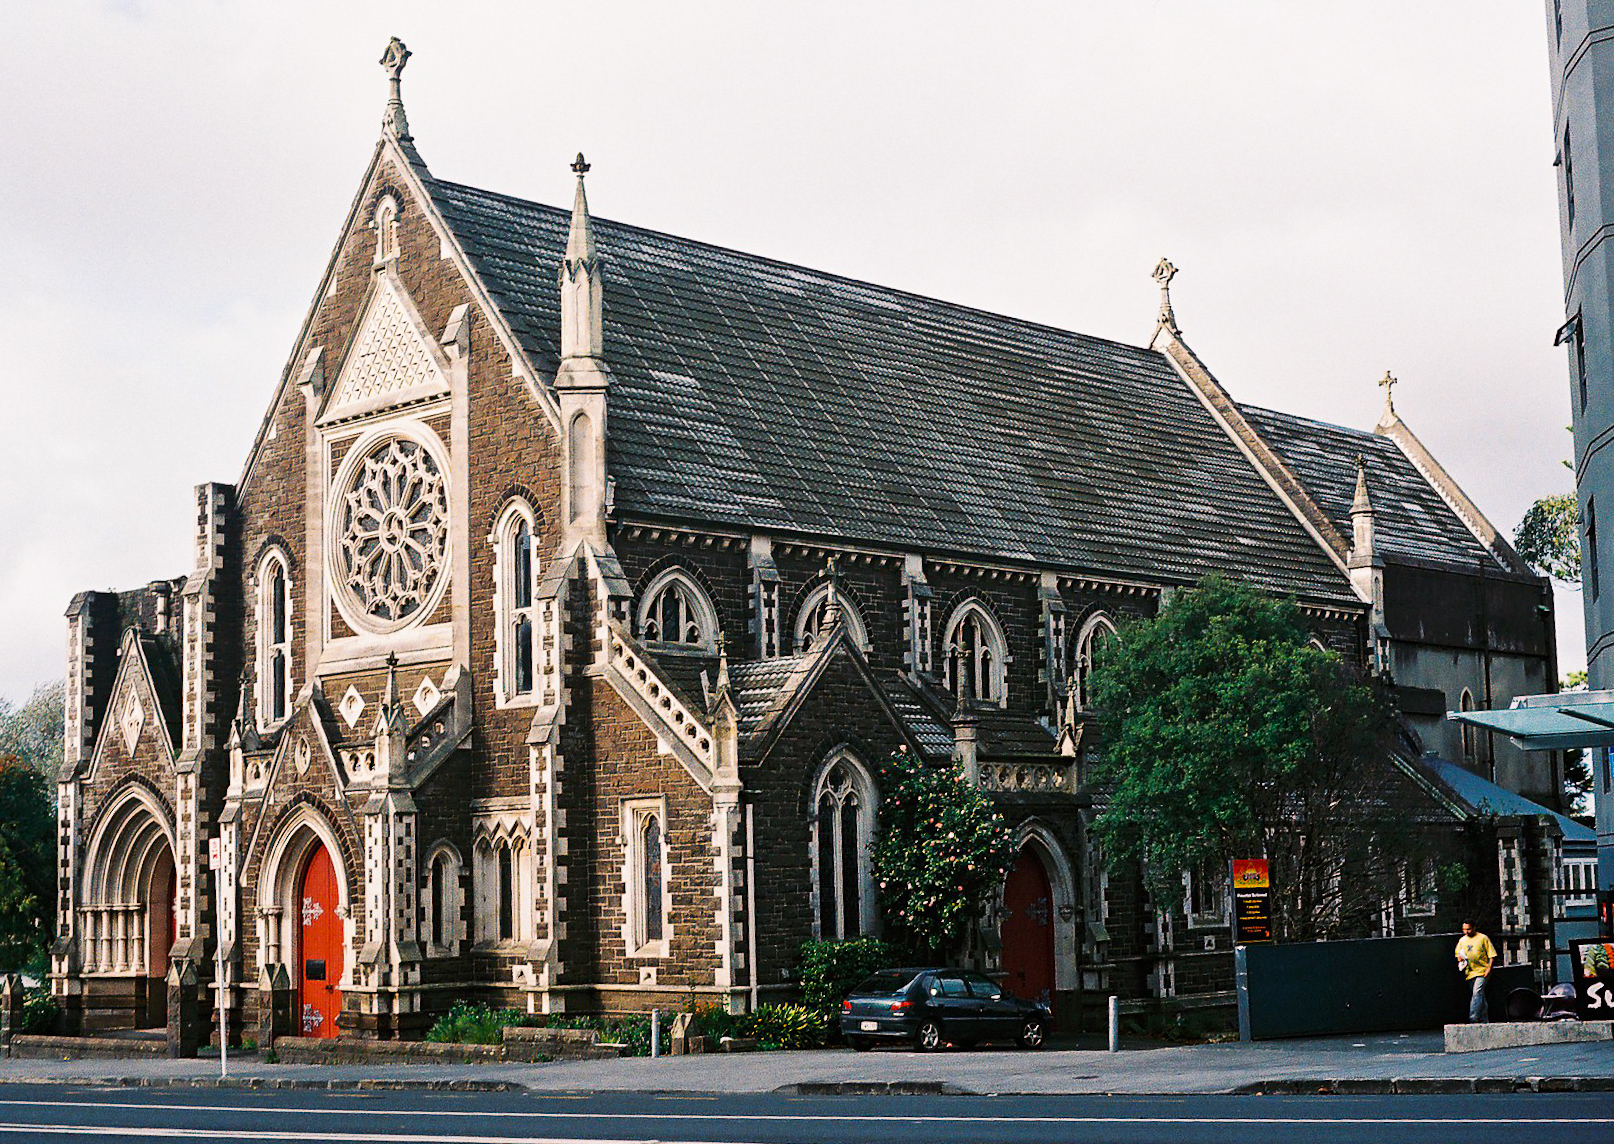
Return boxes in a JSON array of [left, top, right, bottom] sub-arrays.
[[859, 1020, 878, 1031]]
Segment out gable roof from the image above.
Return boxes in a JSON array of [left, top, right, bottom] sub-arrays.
[[423, 177, 1359, 607], [1240, 407, 1497, 571], [1419, 754, 1593, 843]]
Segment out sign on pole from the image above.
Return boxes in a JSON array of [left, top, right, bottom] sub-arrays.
[[1231, 858, 1272, 945]]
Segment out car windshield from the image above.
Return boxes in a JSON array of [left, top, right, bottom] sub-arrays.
[[851, 970, 918, 995]]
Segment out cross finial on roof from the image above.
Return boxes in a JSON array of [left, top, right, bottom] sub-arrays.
[[379, 37, 413, 141], [1152, 257, 1181, 336], [1378, 369, 1396, 416], [572, 152, 591, 177]]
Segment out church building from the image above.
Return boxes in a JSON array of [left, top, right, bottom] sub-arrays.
[[54, 42, 1568, 1045]]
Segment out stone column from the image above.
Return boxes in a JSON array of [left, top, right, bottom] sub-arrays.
[[166, 960, 200, 1059]]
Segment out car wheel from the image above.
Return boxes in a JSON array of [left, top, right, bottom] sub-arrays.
[[849, 1036, 874, 1052], [1018, 1017, 1047, 1050], [914, 1019, 944, 1052]]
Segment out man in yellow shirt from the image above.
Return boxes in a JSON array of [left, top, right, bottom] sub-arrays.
[[1455, 919, 1497, 1023]]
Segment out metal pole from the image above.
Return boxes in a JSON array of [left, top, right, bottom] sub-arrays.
[[1107, 994, 1119, 1053], [651, 1009, 660, 1058], [216, 860, 227, 1079]]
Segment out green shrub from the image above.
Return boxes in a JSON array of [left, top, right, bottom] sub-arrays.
[[686, 1005, 738, 1042], [736, 1003, 827, 1050], [545, 1014, 654, 1056], [798, 937, 897, 1012], [20, 985, 57, 1035], [425, 1001, 536, 1044]]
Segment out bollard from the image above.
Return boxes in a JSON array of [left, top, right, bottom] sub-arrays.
[[651, 1009, 660, 1058], [1107, 995, 1119, 1053]]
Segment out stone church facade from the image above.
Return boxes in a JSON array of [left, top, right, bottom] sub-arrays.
[[53, 42, 1567, 1045]]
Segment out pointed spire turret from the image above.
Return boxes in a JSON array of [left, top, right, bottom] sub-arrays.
[[822, 555, 843, 632], [559, 153, 605, 362], [1350, 454, 1376, 559], [379, 37, 413, 142], [1152, 257, 1181, 337], [713, 633, 732, 703]]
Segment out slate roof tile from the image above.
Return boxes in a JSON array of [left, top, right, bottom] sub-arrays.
[[427, 178, 1359, 606]]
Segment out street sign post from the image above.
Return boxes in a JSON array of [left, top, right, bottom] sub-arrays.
[[1231, 858, 1272, 945]]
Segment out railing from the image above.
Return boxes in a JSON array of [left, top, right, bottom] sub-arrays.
[[607, 629, 714, 770], [977, 760, 1077, 793]]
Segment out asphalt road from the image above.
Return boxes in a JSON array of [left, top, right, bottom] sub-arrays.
[[0, 1084, 1610, 1144]]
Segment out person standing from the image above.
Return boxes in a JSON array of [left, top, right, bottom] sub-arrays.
[[1455, 920, 1497, 1023]]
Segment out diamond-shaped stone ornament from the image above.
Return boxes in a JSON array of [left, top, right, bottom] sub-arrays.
[[412, 676, 441, 717], [120, 696, 145, 755], [339, 686, 366, 729]]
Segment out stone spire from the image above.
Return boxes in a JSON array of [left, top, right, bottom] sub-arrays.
[[374, 653, 409, 782], [821, 555, 843, 632], [560, 153, 604, 362], [1350, 454, 1375, 558], [1152, 258, 1181, 337], [379, 37, 413, 142]]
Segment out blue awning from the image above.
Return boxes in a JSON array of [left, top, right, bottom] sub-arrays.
[[1448, 689, 1614, 751]]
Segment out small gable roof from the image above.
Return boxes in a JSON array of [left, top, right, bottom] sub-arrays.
[[1420, 754, 1593, 843], [1241, 407, 1496, 571], [424, 177, 1358, 607]]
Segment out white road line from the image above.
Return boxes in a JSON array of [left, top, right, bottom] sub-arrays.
[[0, 1101, 1610, 1128], [0, 1125, 687, 1144]]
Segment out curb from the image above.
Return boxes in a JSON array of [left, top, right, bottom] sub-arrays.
[[0, 1076, 527, 1092], [1234, 1077, 1614, 1095]]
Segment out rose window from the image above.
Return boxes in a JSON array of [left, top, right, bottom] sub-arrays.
[[334, 437, 448, 627]]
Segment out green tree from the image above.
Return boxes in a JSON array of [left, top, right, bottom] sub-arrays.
[[1515, 493, 1580, 586], [1087, 576, 1418, 941], [871, 748, 1016, 959], [0, 757, 56, 970], [0, 680, 65, 776]]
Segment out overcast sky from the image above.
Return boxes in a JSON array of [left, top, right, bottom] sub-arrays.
[[0, 0, 1582, 702]]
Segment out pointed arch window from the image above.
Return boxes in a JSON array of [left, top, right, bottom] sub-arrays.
[[256, 550, 293, 727], [472, 819, 530, 946], [494, 502, 540, 704], [813, 753, 876, 941], [1459, 689, 1477, 764], [944, 601, 1009, 705], [375, 195, 399, 262], [637, 569, 719, 653], [423, 842, 464, 957], [794, 582, 871, 654], [1070, 613, 1115, 712], [625, 799, 669, 954]]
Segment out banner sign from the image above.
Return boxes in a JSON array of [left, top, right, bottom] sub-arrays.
[[1232, 858, 1272, 944], [1570, 938, 1614, 1015]]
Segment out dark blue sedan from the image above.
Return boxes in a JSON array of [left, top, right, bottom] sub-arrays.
[[839, 967, 1050, 1051]]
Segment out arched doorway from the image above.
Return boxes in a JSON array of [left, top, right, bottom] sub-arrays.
[[82, 788, 178, 1029], [297, 842, 343, 1038], [1001, 844, 1055, 1008]]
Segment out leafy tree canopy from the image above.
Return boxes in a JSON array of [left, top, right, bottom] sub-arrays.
[[0, 757, 55, 970], [871, 748, 1016, 959], [1515, 493, 1580, 586], [1087, 576, 1411, 940], [0, 680, 64, 776]]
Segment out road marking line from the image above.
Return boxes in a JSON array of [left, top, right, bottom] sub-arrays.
[[0, 1125, 688, 1144], [0, 1100, 1610, 1127]]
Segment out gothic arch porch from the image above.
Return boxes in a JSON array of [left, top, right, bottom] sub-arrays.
[[79, 787, 178, 1029], [257, 807, 352, 1040], [998, 824, 1077, 1026]]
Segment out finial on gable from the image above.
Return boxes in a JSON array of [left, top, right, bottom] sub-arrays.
[[1152, 257, 1180, 336], [379, 37, 413, 141], [571, 152, 591, 177], [1352, 454, 1372, 514]]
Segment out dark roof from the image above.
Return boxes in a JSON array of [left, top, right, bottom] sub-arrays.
[[727, 656, 803, 735], [1240, 407, 1493, 569], [425, 178, 1358, 606]]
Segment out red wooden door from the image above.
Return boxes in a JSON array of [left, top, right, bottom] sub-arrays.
[[298, 843, 343, 1039], [1000, 846, 1055, 1009]]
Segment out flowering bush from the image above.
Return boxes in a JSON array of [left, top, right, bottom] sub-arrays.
[[871, 748, 1016, 959]]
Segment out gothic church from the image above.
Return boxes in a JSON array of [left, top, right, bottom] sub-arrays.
[[54, 41, 1564, 1044]]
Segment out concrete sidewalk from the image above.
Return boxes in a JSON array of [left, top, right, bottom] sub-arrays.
[[1, 1032, 1612, 1094]]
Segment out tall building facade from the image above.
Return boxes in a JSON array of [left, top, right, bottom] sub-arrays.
[[1548, 0, 1614, 892]]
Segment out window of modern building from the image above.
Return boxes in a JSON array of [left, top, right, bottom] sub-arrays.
[[944, 601, 1009, 704], [1577, 317, 1588, 411], [813, 753, 876, 941], [637, 570, 719, 652], [1588, 497, 1600, 600], [1565, 127, 1576, 227]]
